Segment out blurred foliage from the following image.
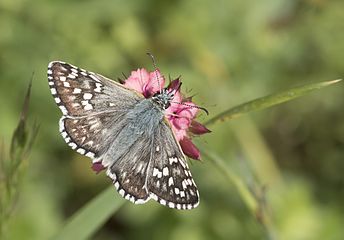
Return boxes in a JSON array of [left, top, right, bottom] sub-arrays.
[[0, 79, 38, 238], [0, 0, 343, 239]]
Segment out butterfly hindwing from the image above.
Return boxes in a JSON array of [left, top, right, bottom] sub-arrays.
[[147, 120, 199, 209], [106, 118, 199, 209], [106, 133, 155, 204], [59, 111, 128, 159]]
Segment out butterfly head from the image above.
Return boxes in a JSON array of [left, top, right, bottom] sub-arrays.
[[152, 83, 180, 109]]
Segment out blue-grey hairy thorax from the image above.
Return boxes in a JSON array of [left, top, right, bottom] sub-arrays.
[[47, 61, 200, 210]]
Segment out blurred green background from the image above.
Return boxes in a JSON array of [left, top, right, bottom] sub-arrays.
[[1, 0, 343, 239]]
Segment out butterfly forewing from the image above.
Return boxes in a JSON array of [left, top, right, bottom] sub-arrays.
[[48, 61, 141, 116], [48, 61, 143, 159]]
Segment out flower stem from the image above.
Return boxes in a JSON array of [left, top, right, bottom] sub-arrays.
[[204, 79, 342, 127]]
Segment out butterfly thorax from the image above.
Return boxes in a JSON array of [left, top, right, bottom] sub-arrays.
[[151, 88, 175, 110]]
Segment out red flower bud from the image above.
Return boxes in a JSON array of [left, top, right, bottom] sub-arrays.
[[190, 121, 211, 135], [92, 162, 106, 174], [180, 137, 201, 160]]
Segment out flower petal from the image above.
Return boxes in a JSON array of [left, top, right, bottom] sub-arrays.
[[168, 78, 181, 92], [147, 69, 165, 96], [92, 162, 106, 174], [171, 125, 187, 141], [124, 68, 150, 96], [180, 137, 201, 160], [172, 109, 193, 130], [190, 121, 211, 135], [182, 101, 198, 118]]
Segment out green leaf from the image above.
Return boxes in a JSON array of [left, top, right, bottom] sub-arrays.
[[52, 186, 125, 240], [10, 78, 32, 159], [200, 148, 258, 213], [205, 79, 342, 126]]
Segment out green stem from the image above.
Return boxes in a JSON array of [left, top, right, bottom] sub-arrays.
[[205, 79, 342, 127], [51, 186, 125, 240]]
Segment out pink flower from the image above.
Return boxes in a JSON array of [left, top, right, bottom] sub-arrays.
[[124, 68, 164, 98], [124, 68, 210, 160]]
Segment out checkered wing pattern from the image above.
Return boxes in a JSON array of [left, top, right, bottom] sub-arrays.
[[106, 119, 199, 210], [148, 120, 199, 209], [48, 61, 142, 159], [48, 61, 200, 210], [106, 133, 154, 204]]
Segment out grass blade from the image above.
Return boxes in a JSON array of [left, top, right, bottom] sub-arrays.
[[205, 79, 342, 126], [52, 186, 125, 240]]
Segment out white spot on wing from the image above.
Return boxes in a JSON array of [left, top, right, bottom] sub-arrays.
[[85, 152, 95, 158], [136, 162, 143, 173], [73, 88, 82, 94], [150, 194, 158, 201], [90, 74, 99, 82], [162, 167, 169, 176], [68, 142, 77, 149], [135, 199, 148, 204], [179, 158, 186, 168], [83, 93, 93, 100], [169, 157, 178, 165], [182, 180, 187, 189], [77, 148, 86, 155], [168, 202, 175, 208], [59, 106, 68, 115], [67, 74, 76, 79], [168, 177, 174, 186], [119, 189, 125, 197], [84, 104, 93, 110], [153, 168, 158, 176], [94, 83, 102, 92]]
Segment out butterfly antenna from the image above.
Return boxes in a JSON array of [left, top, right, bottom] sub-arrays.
[[146, 52, 162, 93], [170, 101, 209, 115]]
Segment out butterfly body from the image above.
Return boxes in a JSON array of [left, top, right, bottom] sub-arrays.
[[102, 98, 164, 168], [48, 61, 200, 210]]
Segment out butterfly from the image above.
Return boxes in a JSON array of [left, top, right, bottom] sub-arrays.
[[47, 61, 201, 210]]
